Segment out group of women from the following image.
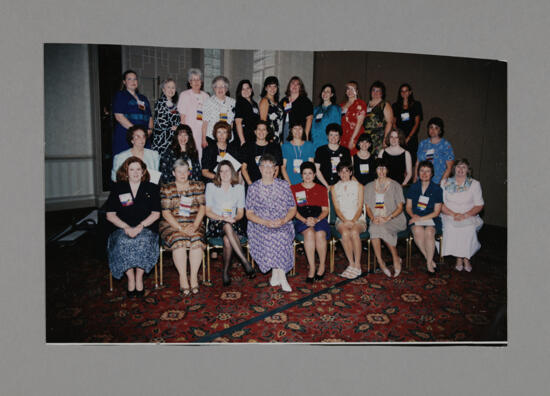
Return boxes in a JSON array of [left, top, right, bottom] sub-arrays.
[[106, 69, 485, 297]]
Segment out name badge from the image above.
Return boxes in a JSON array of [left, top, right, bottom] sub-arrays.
[[255, 155, 261, 165], [400, 112, 410, 121], [222, 205, 233, 218], [179, 196, 193, 217], [426, 148, 435, 161], [331, 156, 341, 173], [137, 100, 146, 111], [315, 112, 323, 120], [417, 195, 429, 210], [293, 158, 303, 174], [341, 109, 347, 116], [366, 106, 372, 113], [375, 193, 384, 210], [284, 102, 292, 112], [269, 112, 277, 121], [219, 113, 228, 121], [252, 107, 259, 114], [118, 193, 133, 207], [359, 163, 369, 174], [295, 190, 307, 205], [187, 159, 193, 170], [216, 153, 226, 162], [196, 109, 203, 120]]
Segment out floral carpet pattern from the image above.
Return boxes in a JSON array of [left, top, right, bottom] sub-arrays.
[[46, 223, 506, 343]]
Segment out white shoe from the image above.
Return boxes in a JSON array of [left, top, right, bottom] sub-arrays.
[[279, 271, 292, 292], [269, 269, 281, 286]]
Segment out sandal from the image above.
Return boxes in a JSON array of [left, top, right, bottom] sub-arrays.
[[180, 287, 191, 296], [191, 286, 199, 295], [340, 266, 353, 278], [348, 267, 362, 279], [464, 259, 472, 272]]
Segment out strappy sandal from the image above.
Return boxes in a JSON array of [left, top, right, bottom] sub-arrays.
[[191, 286, 199, 295], [340, 266, 353, 278], [180, 287, 191, 296], [347, 267, 362, 279]]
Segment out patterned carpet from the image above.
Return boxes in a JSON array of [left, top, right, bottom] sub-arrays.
[[46, 210, 506, 343]]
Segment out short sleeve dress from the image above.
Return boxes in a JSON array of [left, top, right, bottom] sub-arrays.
[[416, 138, 455, 184], [176, 89, 210, 160], [311, 104, 341, 152], [341, 99, 367, 156], [112, 90, 152, 155], [263, 98, 284, 143], [363, 100, 388, 154], [205, 183, 246, 238], [234, 97, 260, 144], [282, 141, 315, 186], [159, 181, 206, 251], [246, 178, 296, 273], [106, 181, 161, 279], [203, 96, 236, 142], [332, 179, 367, 230], [364, 179, 407, 246], [279, 95, 313, 142], [406, 181, 444, 230], [441, 178, 484, 259]]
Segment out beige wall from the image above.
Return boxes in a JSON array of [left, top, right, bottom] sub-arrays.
[[313, 52, 506, 227]]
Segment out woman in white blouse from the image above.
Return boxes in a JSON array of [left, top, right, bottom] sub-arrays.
[[201, 76, 236, 148]]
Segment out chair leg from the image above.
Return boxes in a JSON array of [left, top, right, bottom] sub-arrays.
[[291, 242, 296, 276], [154, 261, 158, 289], [329, 239, 334, 273], [439, 235, 444, 264], [206, 245, 211, 283], [367, 239, 371, 273], [109, 272, 113, 292], [159, 247, 164, 286]]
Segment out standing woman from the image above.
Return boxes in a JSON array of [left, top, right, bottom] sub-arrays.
[[202, 76, 236, 148], [311, 84, 341, 152], [241, 121, 282, 186], [441, 159, 484, 272], [201, 121, 242, 182], [111, 125, 160, 182], [364, 158, 407, 278], [340, 81, 367, 156], [112, 70, 153, 155], [281, 123, 315, 186], [177, 69, 210, 160], [290, 162, 330, 282], [406, 161, 443, 274], [363, 80, 394, 154], [160, 160, 206, 295], [377, 129, 412, 185], [331, 162, 366, 279], [234, 79, 260, 145], [205, 161, 255, 286], [159, 124, 201, 185], [279, 76, 313, 142], [246, 154, 297, 292], [152, 78, 180, 155], [353, 134, 377, 186], [415, 117, 455, 184], [258, 76, 284, 143], [392, 83, 423, 165], [106, 157, 160, 297]]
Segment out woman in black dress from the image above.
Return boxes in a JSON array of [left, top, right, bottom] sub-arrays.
[[106, 157, 161, 297], [392, 83, 423, 165], [241, 121, 283, 185], [377, 129, 412, 186], [201, 121, 242, 181], [259, 76, 284, 143], [279, 76, 313, 142], [353, 133, 377, 186], [159, 124, 201, 184], [234, 79, 260, 145]]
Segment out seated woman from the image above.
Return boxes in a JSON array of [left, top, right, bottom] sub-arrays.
[[201, 121, 242, 182], [441, 159, 484, 272], [331, 162, 366, 279], [106, 157, 161, 297], [353, 133, 377, 186], [205, 160, 255, 286], [159, 124, 201, 185], [406, 160, 443, 274], [290, 161, 330, 282], [246, 154, 297, 292], [377, 129, 412, 186], [159, 159, 206, 295], [364, 158, 407, 277], [241, 120, 282, 186], [111, 125, 160, 183]]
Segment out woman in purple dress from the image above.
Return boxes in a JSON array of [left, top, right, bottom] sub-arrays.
[[246, 153, 297, 292]]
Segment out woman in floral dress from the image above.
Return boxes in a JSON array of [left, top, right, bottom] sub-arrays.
[[152, 78, 181, 155]]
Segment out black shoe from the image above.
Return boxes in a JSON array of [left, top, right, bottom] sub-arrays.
[[135, 288, 145, 297], [127, 289, 136, 298], [306, 276, 314, 283], [314, 271, 325, 281], [222, 273, 231, 286], [245, 266, 256, 279]]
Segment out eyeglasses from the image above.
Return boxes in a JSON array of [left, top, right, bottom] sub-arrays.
[[260, 164, 275, 169]]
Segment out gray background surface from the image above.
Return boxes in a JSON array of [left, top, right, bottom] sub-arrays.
[[1, 0, 547, 395]]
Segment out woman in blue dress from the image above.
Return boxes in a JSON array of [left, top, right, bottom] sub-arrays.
[[406, 160, 443, 274], [414, 117, 454, 184], [112, 70, 153, 155], [311, 83, 341, 152], [281, 123, 315, 186]]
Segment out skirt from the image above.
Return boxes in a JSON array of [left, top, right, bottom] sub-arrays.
[[107, 228, 159, 279], [206, 219, 246, 239], [294, 218, 331, 240]]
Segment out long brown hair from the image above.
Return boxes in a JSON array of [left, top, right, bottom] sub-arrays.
[[116, 156, 150, 182], [170, 124, 198, 161], [212, 160, 239, 187], [285, 76, 308, 97]]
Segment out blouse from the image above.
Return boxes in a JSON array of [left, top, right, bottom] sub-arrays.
[[282, 141, 315, 185], [111, 148, 160, 182], [205, 183, 245, 218], [203, 96, 236, 141], [417, 138, 454, 184]]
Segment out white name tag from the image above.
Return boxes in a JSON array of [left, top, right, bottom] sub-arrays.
[[222, 204, 233, 218], [179, 196, 193, 217], [400, 112, 410, 121], [331, 156, 341, 173], [293, 158, 303, 173], [426, 148, 435, 160], [269, 112, 277, 121], [255, 155, 262, 165], [375, 193, 384, 210], [417, 195, 429, 210], [252, 107, 259, 114], [284, 102, 292, 111], [359, 164, 369, 174], [295, 190, 307, 205], [315, 113, 323, 120], [118, 193, 133, 207], [137, 100, 145, 110]]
